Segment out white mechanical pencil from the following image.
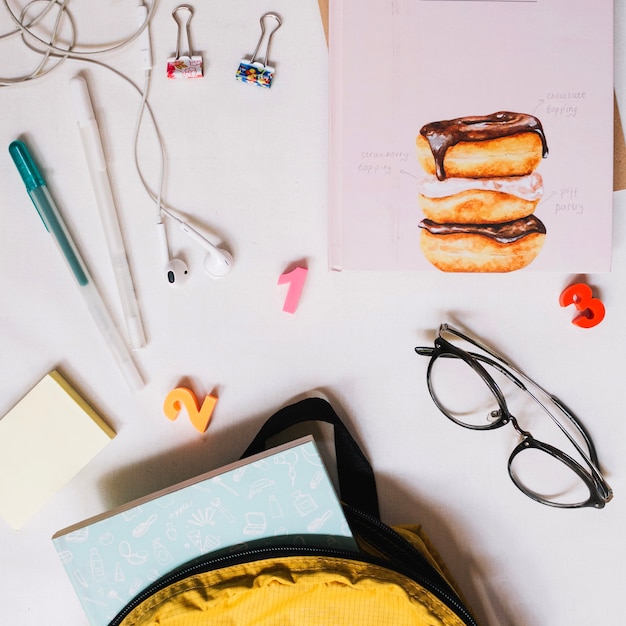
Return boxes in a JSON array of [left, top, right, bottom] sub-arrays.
[[70, 74, 147, 350]]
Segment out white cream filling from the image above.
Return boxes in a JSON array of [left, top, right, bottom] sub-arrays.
[[419, 171, 544, 201]]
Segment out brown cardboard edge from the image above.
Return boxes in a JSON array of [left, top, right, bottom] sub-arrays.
[[614, 95, 626, 191], [318, 0, 625, 192], [318, 0, 328, 46]]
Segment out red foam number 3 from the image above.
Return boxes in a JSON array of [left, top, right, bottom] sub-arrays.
[[163, 387, 217, 433], [559, 283, 605, 328]]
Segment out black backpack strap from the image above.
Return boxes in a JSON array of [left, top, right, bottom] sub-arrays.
[[241, 397, 380, 518]]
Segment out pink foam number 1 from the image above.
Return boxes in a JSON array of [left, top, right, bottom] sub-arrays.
[[278, 266, 308, 313]]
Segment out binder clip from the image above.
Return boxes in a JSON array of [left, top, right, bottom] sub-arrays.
[[236, 13, 282, 88], [167, 5, 203, 79]]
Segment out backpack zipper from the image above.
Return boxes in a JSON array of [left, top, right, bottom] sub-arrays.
[[110, 513, 477, 626], [108, 545, 376, 625]]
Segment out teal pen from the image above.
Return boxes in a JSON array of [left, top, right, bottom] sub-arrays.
[[9, 139, 145, 391]]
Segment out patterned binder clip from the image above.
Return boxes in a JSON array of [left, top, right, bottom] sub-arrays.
[[236, 13, 282, 88], [167, 5, 203, 79]]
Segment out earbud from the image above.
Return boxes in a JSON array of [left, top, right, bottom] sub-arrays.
[[156, 221, 189, 286], [204, 247, 234, 278], [164, 257, 189, 285], [168, 211, 234, 279]]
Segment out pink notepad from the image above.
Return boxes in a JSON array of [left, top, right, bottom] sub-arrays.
[[329, 0, 613, 272]]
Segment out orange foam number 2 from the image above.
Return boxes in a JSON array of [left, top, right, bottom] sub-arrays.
[[163, 387, 217, 433], [559, 283, 606, 328]]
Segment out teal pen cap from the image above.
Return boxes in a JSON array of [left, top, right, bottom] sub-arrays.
[[9, 140, 45, 191], [9, 139, 49, 232]]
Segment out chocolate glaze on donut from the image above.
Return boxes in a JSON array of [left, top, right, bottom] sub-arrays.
[[419, 214, 547, 244], [420, 112, 549, 180]]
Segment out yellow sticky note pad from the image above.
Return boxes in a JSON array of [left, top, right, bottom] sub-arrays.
[[0, 371, 115, 529]]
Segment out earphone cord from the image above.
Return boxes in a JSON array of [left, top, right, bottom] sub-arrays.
[[0, 0, 74, 85], [1, 0, 177, 226], [133, 68, 167, 226], [0, 0, 158, 65]]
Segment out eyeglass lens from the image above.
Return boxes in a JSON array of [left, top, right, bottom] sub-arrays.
[[428, 353, 513, 428], [509, 445, 594, 507]]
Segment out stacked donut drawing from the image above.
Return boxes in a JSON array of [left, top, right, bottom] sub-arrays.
[[416, 111, 549, 272]]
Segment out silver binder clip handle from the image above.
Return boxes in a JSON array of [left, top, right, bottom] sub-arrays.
[[173, 5, 194, 59], [236, 13, 282, 88], [250, 13, 282, 68]]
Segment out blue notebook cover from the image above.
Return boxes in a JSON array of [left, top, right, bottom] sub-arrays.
[[52, 436, 356, 626]]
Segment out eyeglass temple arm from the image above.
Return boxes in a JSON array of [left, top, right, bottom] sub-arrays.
[[439, 324, 522, 372], [415, 346, 528, 392], [438, 327, 601, 452], [547, 394, 602, 467], [438, 327, 585, 416]]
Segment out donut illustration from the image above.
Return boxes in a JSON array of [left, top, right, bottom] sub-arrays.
[[416, 111, 548, 272]]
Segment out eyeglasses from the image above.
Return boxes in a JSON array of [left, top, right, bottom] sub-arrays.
[[415, 323, 613, 509]]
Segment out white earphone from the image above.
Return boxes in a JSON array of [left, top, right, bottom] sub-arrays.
[[156, 220, 188, 285], [157, 208, 233, 286]]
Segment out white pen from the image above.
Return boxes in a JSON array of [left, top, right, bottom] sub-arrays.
[[70, 74, 147, 350], [9, 139, 145, 392]]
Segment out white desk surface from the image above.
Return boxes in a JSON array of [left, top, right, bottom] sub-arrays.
[[1, 2, 626, 624]]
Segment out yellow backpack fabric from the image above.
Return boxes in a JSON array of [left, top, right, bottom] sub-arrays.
[[113, 399, 477, 626], [119, 555, 467, 625]]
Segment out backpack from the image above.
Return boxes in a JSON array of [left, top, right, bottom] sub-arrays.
[[111, 397, 478, 625]]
